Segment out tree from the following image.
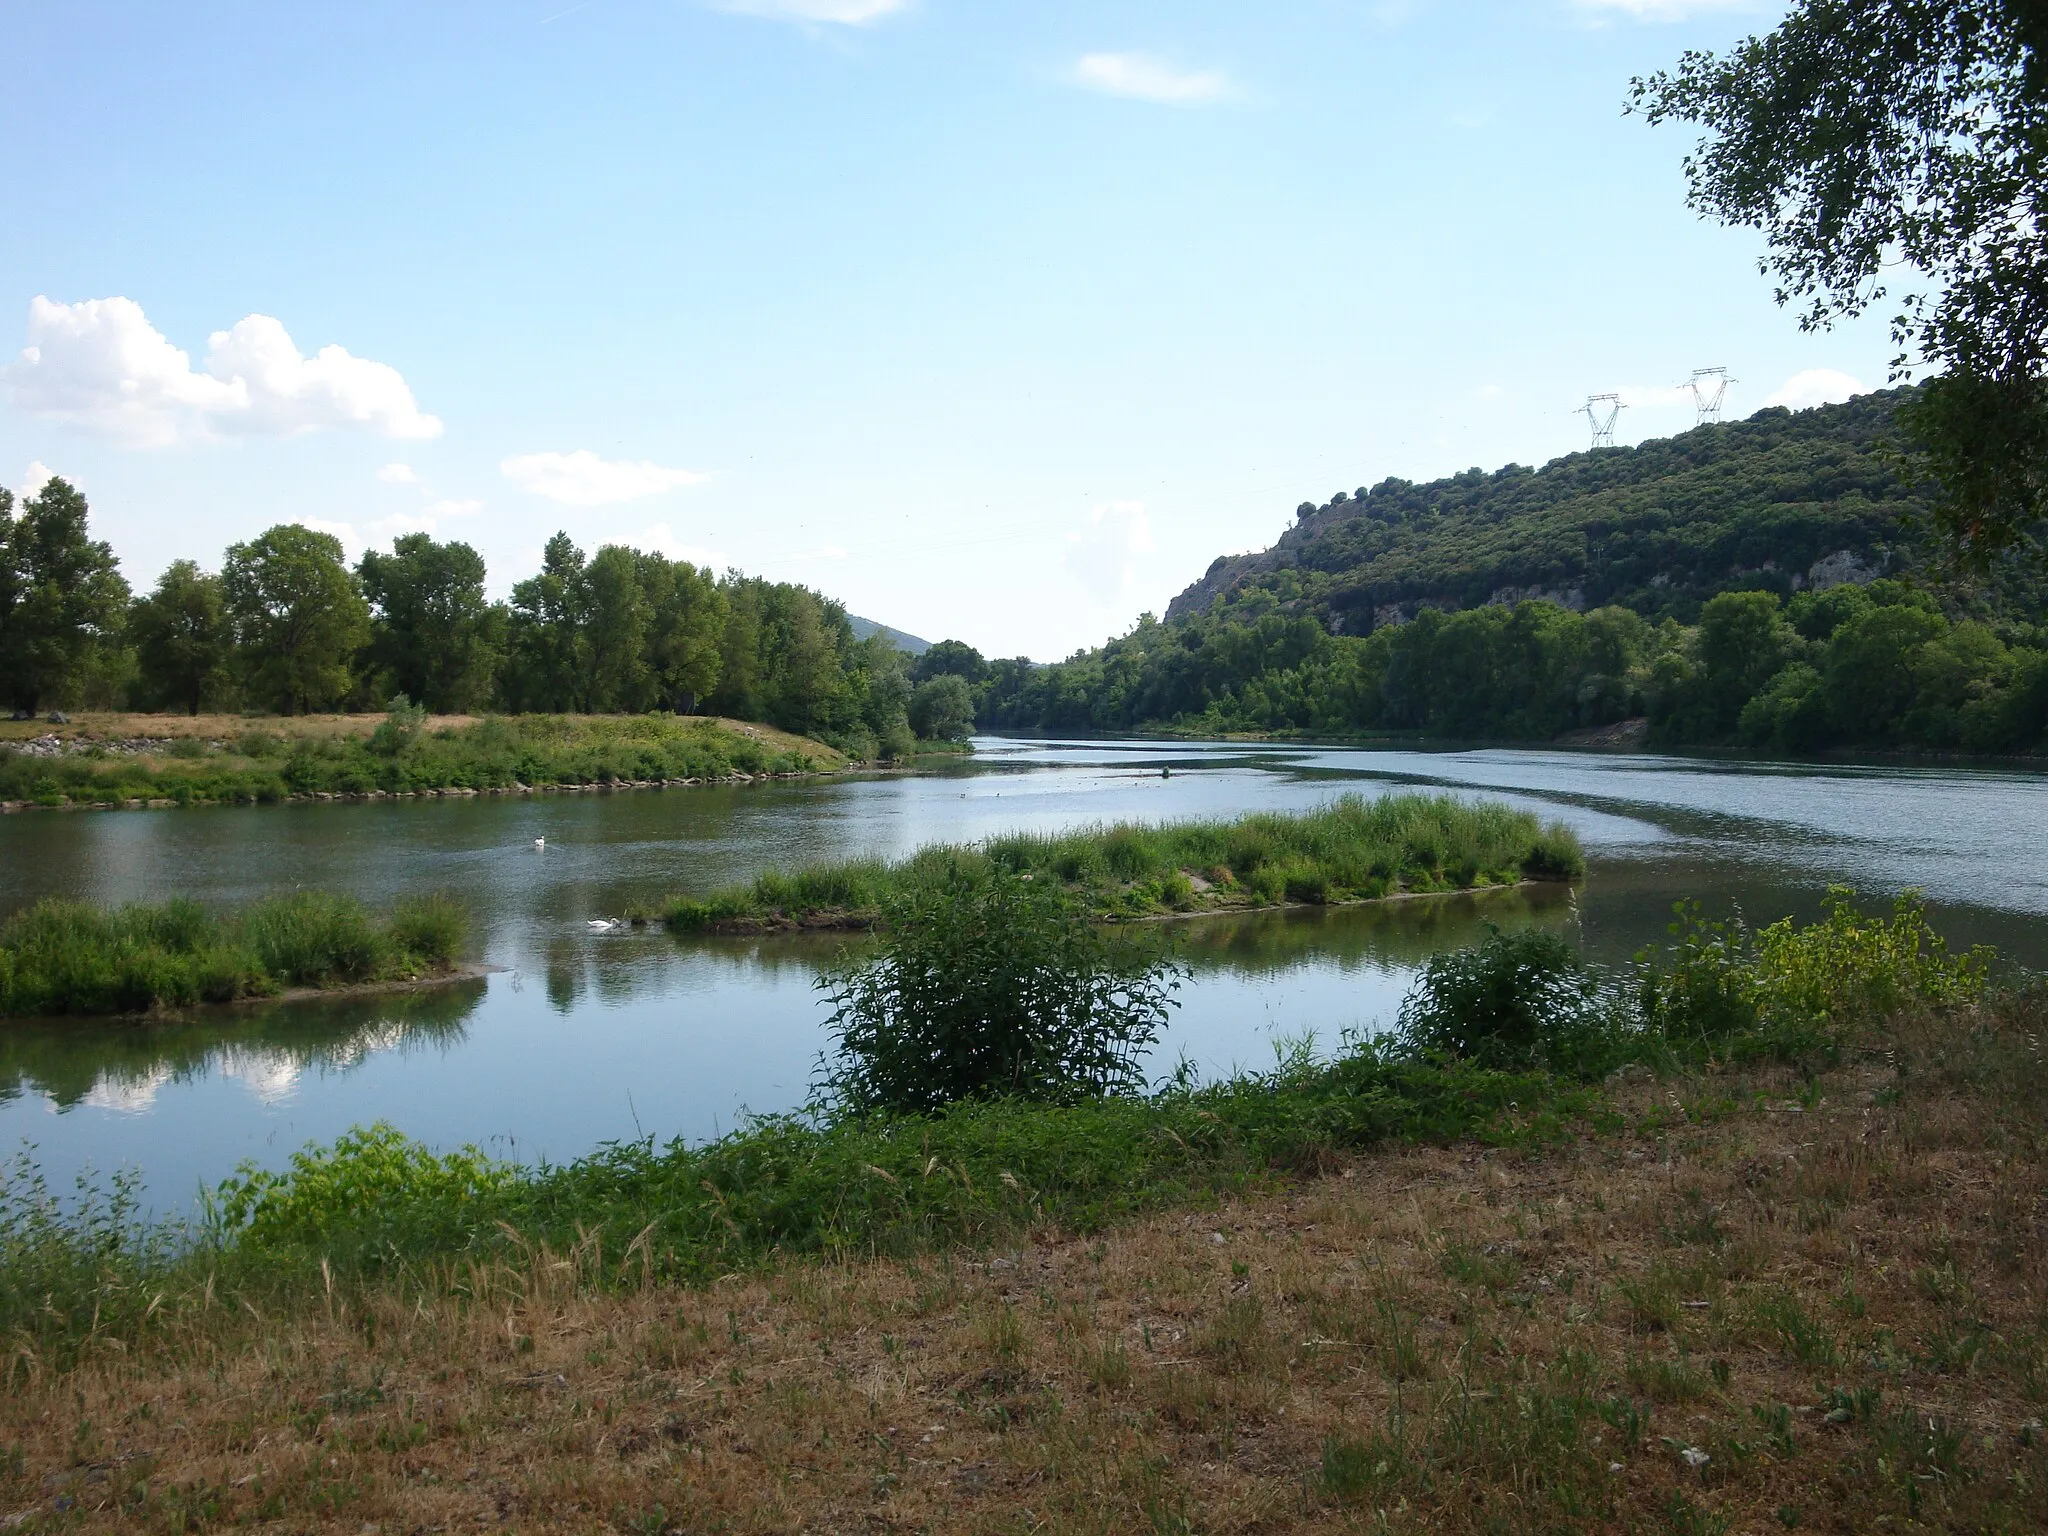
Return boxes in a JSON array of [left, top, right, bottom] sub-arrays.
[[1632, 1, 2048, 559], [222, 524, 370, 714], [129, 560, 229, 714], [909, 674, 975, 741], [909, 639, 988, 686], [503, 533, 590, 712], [639, 554, 725, 713], [0, 477, 130, 715], [357, 535, 497, 713], [583, 545, 654, 711]]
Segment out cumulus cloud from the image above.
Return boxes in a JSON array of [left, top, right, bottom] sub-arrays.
[[376, 462, 419, 484], [714, 0, 909, 23], [1073, 53, 1229, 104], [423, 497, 484, 519], [3, 297, 442, 448], [19, 461, 54, 498], [501, 449, 708, 507], [1065, 501, 1155, 603], [1763, 368, 1868, 410]]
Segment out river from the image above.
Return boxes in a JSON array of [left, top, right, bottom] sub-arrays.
[[3, 735, 2045, 1211]]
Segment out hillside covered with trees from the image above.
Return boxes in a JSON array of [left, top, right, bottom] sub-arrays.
[[919, 394, 2048, 756], [0, 478, 971, 763]]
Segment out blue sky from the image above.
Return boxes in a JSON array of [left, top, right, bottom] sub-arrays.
[[0, 0, 1887, 660]]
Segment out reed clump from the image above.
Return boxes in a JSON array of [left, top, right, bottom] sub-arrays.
[[664, 792, 1584, 931], [0, 892, 469, 1018]]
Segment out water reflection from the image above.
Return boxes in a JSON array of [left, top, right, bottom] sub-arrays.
[[0, 979, 484, 1114]]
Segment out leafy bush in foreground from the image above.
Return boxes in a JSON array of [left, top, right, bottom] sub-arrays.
[[1640, 887, 1990, 1057], [815, 859, 1183, 1114], [0, 892, 468, 1017], [1393, 925, 1630, 1075]]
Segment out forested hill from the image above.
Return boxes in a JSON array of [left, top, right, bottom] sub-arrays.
[[1169, 390, 1932, 632], [933, 389, 2048, 756]]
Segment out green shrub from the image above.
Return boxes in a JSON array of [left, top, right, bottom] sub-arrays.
[[815, 859, 1184, 1115], [1394, 925, 1624, 1075], [1638, 888, 1989, 1058]]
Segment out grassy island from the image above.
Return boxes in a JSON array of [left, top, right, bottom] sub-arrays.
[[0, 711, 848, 812], [0, 892, 469, 1018], [663, 792, 1583, 932]]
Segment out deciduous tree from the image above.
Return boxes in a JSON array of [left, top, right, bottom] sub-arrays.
[[222, 524, 369, 714]]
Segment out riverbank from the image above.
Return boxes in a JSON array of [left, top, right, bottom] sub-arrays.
[[0, 712, 851, 811], [0, 902, 2034, 1531], [0, 892, 470, 1018], [662, 793, 1583, 932]]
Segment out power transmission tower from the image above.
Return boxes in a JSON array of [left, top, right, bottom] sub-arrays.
[[1682, 366, 1736, 425], [1581, 393, 1625, 449]]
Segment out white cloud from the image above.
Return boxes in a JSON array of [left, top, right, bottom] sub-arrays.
[[20, 460, 54, 498], [1073, 53, 1229, 105], [501, 449, 708, 507], [1065, 500, 1156, 603], [376, 462, 419, 484], [715, 0, 909, 24], [632, 521, 727, 569], [4, 296, 441, 447], [424, 497, 484, 519], [1763, 368, 1867, 411], [291, 515, 363, 559]]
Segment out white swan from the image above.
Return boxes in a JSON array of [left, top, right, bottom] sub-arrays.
[[533, 837, 546, 850]]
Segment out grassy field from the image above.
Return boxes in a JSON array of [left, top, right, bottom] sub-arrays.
[[663, 793, 1585, 931], [0, 916, 2038, 1530], [0, 712, 848, 810], [0, 892, 469, 1017]]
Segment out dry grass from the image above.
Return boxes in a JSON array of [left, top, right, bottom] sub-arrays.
[[5, 1008, 2046, 1532]]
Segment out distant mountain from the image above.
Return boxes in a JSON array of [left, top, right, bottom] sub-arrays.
[[1165, 390, 1944, 632], [848, 615, 932, 655]]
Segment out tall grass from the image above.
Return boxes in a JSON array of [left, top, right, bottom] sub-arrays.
[[666, 792, 1583, 929], [0, 892, 469, 1018]]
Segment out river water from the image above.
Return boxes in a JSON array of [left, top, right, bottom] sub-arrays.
[[3, 736, 2045, 1211]]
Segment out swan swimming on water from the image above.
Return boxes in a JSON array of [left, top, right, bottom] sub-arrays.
[[533, 837, 546, 850]]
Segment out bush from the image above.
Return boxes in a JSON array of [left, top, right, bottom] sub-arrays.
[[1394, 925, 1623, 1075], [815, 859, 1184, 1115], [1639, 887, 1990, 1058]]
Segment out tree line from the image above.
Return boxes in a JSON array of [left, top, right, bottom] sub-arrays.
[[0, 477, 974, 758], [918, 577, 2048, 757]]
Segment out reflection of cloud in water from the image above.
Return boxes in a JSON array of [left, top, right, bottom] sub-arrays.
[[0, 980, 485, 1113], [217, 1047, 304, 1104], [80, 1063, 177, 1114]]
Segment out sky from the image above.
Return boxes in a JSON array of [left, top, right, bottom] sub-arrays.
[[0, 0, 1893, 662]]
